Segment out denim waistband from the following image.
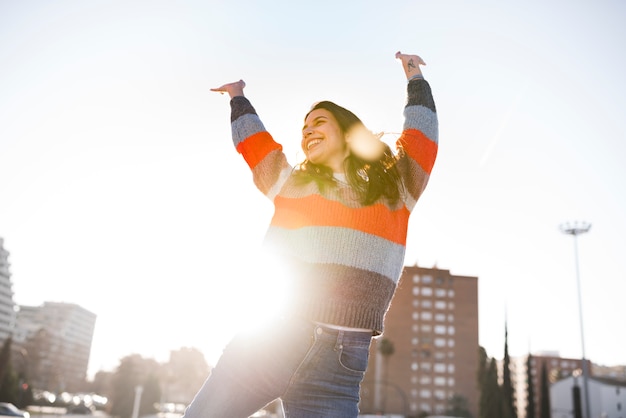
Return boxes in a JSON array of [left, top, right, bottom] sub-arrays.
[[313, 322, 374, 337]]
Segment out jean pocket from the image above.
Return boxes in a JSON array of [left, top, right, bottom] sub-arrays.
[[338, 341, 370, 373]]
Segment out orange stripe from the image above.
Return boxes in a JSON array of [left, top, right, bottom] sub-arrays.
[[236, 131, 282, 169], [401, 129, 438, 174], [271, 195, 410, 245]]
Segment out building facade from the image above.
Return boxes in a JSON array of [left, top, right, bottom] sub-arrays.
[[551, 375, 626, 418], [0, 238, 17, 343], [360, 264, 479, 417], [14, 302, 96, 392]]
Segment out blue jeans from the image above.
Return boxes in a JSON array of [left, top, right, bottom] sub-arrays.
[[183, 316, 372, 418]]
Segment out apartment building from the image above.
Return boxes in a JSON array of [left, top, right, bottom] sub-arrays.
[[15, 301, 96, 392], [360, 264, 479, 417], [0, 238, 17, 343]]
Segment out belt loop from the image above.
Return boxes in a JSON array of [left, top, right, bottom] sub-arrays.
[[335, 330, 345, 351]]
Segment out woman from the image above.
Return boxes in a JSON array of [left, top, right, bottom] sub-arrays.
[[184, 51, 438, 418]]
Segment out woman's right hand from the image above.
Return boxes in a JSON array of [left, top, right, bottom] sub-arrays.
[[211, 79, 246, 98]]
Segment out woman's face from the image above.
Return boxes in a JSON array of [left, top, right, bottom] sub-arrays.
[[301, 109, 349, 173]]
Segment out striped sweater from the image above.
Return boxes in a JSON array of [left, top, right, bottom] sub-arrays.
[[229, 78, 437, 334]]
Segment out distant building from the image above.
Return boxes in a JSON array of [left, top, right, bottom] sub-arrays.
[[14, 301, 96, 392], [0, 237, 17, 343], [551, 375, 626, 418], [359, 264, 479, 417], [513, 353, 591, 418], [593, 363, 626, 382]]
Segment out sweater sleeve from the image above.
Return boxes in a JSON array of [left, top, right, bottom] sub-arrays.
[[230, 96, 292, 199], [396, 78, 438, 211]]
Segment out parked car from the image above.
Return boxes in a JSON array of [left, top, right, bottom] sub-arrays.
[[66, 404, 94, 415], [0, 403, 29, 418]]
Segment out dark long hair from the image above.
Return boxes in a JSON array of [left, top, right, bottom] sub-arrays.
[[297, 101, 403, 206]]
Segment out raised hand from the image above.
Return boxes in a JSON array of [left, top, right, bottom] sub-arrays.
[[211, 79, 246, 98], [395, 51, 426, 80]]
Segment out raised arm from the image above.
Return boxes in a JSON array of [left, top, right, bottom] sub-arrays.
[[394, 51, 438, 211], [210, 79, 246, 98], [395, 51, 426, 81]]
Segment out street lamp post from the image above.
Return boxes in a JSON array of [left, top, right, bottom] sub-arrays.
[[560, 221, 591, 418]]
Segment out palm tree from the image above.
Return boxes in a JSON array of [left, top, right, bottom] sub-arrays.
[[378, 338, 395, 412]]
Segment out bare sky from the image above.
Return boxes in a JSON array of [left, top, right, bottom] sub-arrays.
[[1, 0, 625, 378]]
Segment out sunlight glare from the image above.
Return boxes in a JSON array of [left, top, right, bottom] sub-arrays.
[[347, 125, 386, 161], [225, 249, 291, 334]]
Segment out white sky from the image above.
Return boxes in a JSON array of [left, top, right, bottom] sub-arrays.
[[1, 0, 625, 379]]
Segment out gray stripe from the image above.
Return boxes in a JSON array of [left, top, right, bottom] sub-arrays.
[[232, 113, 267, 147], [264, 226, 406, 283], [403, 105, 438, 144]]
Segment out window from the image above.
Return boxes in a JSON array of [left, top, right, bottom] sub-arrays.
[[434, 325, 446, 334], [420, 389, 432, 398], [412, 299, 419, 307], [421, 324, 432, 333], [411, 362, 419, 371], [422, 300, 432, 308], [435, 313, 446, 322], [412, 286, 420, 296], [434, 338, 446, 347], [448, 289, 455, 297], [422, 312, 432, 320], [434, 363, 446, 373], [448, 364, 455, 373], [422, 275, 433, 284], [412, 337, 419, 345], [436, 276, 445, 285], [412, 312, 419, 320], [435, 301, 446, 309], [422, 287, 433, 296], [448, 326, 455, 335], [420, 376, 431, 384], [413, 274, 420, 283], [435, 288, 447, 297], [434, 376, 446, 386]]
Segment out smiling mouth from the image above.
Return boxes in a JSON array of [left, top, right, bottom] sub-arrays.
[[307, 139, 322, 150]]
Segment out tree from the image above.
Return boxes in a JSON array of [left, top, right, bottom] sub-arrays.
[[0, 337, 19, 404], [477, 347, 502, 418], [378, 338, 395, 413], [484, 358, 502, 418], [502, 323, 516, 418], [445, 394, 473, 418], [539, 362, 551, 418], [525, 354, 536, 418], [109, 354, 162, 418], [477, 347, 488, 417], [163, 347, 210, 404], [0, 337, 12, 390]]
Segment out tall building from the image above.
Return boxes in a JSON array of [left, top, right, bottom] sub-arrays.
[[14, 302, 96, 392], [0, 237, 17, 343], [360, 264, 479, 417]]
